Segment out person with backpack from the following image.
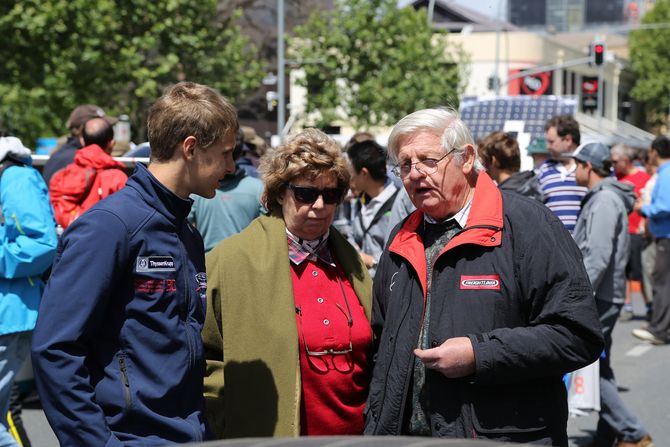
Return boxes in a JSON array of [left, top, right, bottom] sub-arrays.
[[346, 139, 399, 277], [49, 117, 128, 229], [0, 136, 57, 447]]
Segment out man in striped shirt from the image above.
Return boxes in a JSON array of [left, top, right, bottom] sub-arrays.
[[538, 115, 588, 233]]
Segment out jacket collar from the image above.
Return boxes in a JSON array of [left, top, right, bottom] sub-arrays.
[[127, 162, 193, 224], [74, 144, 127, 170], [388, 172, 504, 299]]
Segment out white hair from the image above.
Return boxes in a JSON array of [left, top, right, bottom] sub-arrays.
[[387, 108, 483, 172], [610, 143, 635, 161]]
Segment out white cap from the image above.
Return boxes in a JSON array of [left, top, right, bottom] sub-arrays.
[[0, 136, 32, 161]]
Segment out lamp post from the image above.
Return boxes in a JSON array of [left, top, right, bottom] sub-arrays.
[[277, 0, 286, 142]]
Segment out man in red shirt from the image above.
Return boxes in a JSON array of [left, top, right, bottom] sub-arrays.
[[611, 144, 652, 321]]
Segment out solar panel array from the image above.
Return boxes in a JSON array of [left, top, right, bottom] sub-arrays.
[[459, 95, 578, 141]]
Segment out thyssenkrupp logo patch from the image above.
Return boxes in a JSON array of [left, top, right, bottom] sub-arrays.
[[460, 275, 501, 290]]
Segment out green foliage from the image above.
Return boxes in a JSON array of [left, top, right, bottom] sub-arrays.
[[0, 0, 264, 145], [290, 0, 466, 130], [629, 0, 670, 124]]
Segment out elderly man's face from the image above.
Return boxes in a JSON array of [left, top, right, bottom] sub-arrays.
[[397, 130, 474, 221]]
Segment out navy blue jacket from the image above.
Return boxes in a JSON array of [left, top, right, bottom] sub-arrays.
[[32, 163, 209, 446]]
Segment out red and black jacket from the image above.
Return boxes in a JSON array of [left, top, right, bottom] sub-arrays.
[[364, 173, 603, 445]]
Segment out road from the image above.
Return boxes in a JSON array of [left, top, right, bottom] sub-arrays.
[[18, 295, 669, 446]]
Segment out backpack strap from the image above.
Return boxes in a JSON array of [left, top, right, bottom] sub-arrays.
[[357, 188, 400, 237]]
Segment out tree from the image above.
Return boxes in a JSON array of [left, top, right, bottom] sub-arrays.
[[629, 0, 670, 128], [0, 0, 264, 145], [290, 0, 467, 130]]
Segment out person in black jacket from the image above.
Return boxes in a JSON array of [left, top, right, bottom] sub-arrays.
[[364, 108, 604, 446]]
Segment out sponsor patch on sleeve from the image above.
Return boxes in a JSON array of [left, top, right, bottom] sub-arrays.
[[460, 275, 501, 290], [135, 256, 176, 272]]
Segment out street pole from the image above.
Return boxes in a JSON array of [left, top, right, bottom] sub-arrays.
[[494, 23, 500, 95], [427, 0, 435, 25], [597, 63, 604, 127], [277, 0, 286, 142]]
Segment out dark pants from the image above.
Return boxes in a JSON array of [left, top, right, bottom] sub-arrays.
[[648, 238, 670, 341], [594, 299, 647, 445]]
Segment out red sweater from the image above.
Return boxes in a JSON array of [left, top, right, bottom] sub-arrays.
[[291, 258, 371, 435], [618, 169, 651, 234]]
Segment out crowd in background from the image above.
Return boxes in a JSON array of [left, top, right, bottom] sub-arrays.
[[0, 82, 668, 447]]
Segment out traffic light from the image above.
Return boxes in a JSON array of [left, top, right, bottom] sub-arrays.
[[591, 42, 606, 66]]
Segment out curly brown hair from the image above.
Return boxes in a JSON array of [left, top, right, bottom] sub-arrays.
[[259, 128, 351, 215]]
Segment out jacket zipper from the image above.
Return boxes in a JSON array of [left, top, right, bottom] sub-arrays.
[[118, 355, 133, 409], [378, 276, 416, 434], [180, 238, 196, 371]]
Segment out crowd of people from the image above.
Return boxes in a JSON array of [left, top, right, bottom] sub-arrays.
[[0, 81, 668, 447]]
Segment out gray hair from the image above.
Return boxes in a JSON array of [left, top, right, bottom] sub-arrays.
[[387, 108, 484, 172], [610, 143, 635, 161]]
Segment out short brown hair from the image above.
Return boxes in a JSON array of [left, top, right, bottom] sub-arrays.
[[147, 82, 239, 162], [259, 128, 350, 215], [544, 115, 580, 146], [477, 132, 520, 172]]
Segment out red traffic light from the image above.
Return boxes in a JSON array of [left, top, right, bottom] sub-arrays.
[[592, 42, 605, 66]]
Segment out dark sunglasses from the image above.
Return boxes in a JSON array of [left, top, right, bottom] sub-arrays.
[[287, 184, 343, 204]]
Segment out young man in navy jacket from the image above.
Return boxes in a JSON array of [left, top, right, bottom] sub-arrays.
[[32, 82, 238, 446]]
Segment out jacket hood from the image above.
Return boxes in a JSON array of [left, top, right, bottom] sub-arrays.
[[499, 170, 535, 189], [220, 168, 246, 186], [75, 144, 126, 170], [587, 177, 635, 214]]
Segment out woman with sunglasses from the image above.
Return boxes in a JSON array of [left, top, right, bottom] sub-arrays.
[[202, 128, 373, 439]]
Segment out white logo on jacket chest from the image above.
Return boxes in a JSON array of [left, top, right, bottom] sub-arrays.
[[460, 275, 501, 290], [135, 256, 176, 272]]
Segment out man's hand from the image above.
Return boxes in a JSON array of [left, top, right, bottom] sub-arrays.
[[414, 337, 476, 378], [634, 197, 645, 215], [359, 252, 377, 269]]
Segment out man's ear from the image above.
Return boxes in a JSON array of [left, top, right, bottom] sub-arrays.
[[182, 136, 197, 160], [564, 134, 573, 148], [106, 139, 116, 154], [490, 155, 498, 170], [461, 144, 476, 174]]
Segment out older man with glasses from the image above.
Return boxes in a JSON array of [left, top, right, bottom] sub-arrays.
[[364, 108, 604, 445]]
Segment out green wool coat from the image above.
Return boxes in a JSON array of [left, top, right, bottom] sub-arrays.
[[202, 213, 372, 439]]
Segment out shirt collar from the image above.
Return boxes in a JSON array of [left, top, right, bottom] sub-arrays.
[[286, 228, 335, 266], [367, 182, 398, 207], [424, 199, 472, 228]]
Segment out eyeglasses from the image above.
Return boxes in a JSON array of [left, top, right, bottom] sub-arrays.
[[295, 277, 353, 357], [287, 184, 344, 205], [392, 147, 456, 177]]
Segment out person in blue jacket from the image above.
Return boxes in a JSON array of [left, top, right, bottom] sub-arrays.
[[31, 82, 238, 447], [0, 136, 57, 447]]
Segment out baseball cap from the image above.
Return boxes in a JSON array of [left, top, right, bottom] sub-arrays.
[[565, 142, 611, 170], [241, 126, 266, 151], [526, 136, 548, 155], [66, 104, 117, 130]]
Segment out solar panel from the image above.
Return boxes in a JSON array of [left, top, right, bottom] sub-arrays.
[[459, 95, 578, 142]]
